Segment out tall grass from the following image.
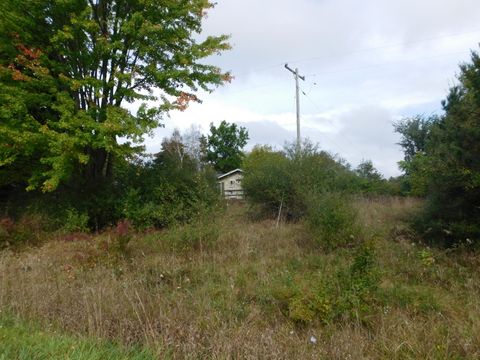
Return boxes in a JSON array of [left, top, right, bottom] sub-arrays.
[[0, 198, 479, 358]]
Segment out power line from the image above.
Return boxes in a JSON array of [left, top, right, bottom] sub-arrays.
[[233, 28, 480, 78], [287, 28, 480, 66], [224, 49, 469, 97], [298, 85, 350, 157], [304, 50, 470, 78]]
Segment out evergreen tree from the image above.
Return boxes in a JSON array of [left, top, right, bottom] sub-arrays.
[[409, 50, 480, 244]]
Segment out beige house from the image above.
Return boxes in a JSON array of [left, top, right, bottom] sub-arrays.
[[217, 169, 244, 199]]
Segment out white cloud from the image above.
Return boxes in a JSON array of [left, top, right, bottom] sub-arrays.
[[141, 0, 480, 177]]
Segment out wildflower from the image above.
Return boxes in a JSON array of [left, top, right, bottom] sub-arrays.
[[310, 336, 317, 344]]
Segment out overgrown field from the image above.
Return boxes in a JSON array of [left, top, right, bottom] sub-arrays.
[[1, 197, 479, 359]]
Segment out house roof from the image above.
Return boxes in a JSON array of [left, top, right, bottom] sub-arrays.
[[217, 168, 243, 180]]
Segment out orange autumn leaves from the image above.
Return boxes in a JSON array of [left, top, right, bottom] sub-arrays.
[[6, 41, 46, 82]]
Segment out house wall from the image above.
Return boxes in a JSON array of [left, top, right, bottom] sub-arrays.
[[218, 173, 244, 199]]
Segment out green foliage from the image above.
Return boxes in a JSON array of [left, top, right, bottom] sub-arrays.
[[1, 127, 221, 232], [354, 160, 396, 195], [243, 141, 360, 222], [206, 120, 249, 173], [394, 115, 435, 164], [119, 129, 220, 229], [242, 145, 292, 217], [306, 192, 360, 249], [0, 0, 230, 191], [397, 50, 480, 245], [269, 242, 379, 324], [121, 154, 219, 229], [61, 208, 89, 233], [394, 115, 436, 196], [398, 152, 431, 196]]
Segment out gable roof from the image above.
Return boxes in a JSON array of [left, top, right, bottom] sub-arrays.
[[217, 168, 243, 180]]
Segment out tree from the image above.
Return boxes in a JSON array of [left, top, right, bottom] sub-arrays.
[[394, 115, 436, 195], [355, 160, 383, 182], [0, 0, 230, 191], [206, 120, 249, 173], [405, 50, 480, 244], [354, 160, 388, 194], [394, 115, 435, 165], [183, 124, 204, 168]]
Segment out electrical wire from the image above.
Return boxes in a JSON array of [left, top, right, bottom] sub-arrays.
[[233, 28, 480, 78]]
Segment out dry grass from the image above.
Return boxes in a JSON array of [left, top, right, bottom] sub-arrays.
[[1, 197, 479, 359]]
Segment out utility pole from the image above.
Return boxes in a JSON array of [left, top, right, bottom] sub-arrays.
[[285, 63, 305, 153]]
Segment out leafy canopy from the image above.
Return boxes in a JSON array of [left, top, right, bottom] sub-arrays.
[[206, 120, 249, 173], [0, 0, 230, 191]]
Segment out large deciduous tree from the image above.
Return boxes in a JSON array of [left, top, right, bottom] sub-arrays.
[[206, 120, 249, 173], [0, 0, 230, 191]]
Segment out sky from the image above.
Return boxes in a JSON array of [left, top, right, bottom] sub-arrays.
[[142, 0, 480, 177]]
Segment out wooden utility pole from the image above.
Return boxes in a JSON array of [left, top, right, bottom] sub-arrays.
[[285, 63, 305, 153]]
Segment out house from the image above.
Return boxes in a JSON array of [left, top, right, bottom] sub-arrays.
[[217, 168, 244, 199]]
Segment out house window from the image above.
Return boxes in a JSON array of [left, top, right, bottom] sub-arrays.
[[230, 180, 234, 185]]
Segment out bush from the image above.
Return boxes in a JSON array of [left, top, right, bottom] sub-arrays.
[[121, 154, 220, 229], [243, 142, 360, 222], [306, 192, 360, 248], [269, 242, 379, 324], [0, 215, 45, 249], [241, 145, 293, 218], [61, 208, 89, 233]]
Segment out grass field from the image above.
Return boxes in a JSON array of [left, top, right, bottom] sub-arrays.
[[1, 197, 479, 359], [0, 317, 155, 360]]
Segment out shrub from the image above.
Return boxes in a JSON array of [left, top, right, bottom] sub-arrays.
[[268, 242, 379, 324], [242, 145, 292, 218], [61, 208, 89, 233], [242, 142, 360, 222], [335, 241, 380, 318], [0, 215, 45, 249], [114, 219, 133, 254], [121, 156, 220, 229], [306, 192, 360, 248]]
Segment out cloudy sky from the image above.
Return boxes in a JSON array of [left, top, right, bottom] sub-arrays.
[[144, 0, 480, 177]]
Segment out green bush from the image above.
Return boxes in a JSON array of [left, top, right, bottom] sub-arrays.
[[242, 145, 293, 218], [268, 242, 379, 324], [61, 208, 89, 233], [121, 152, 220, 229], [243, 142, 360, 222], [306, 192, 360, 248]]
